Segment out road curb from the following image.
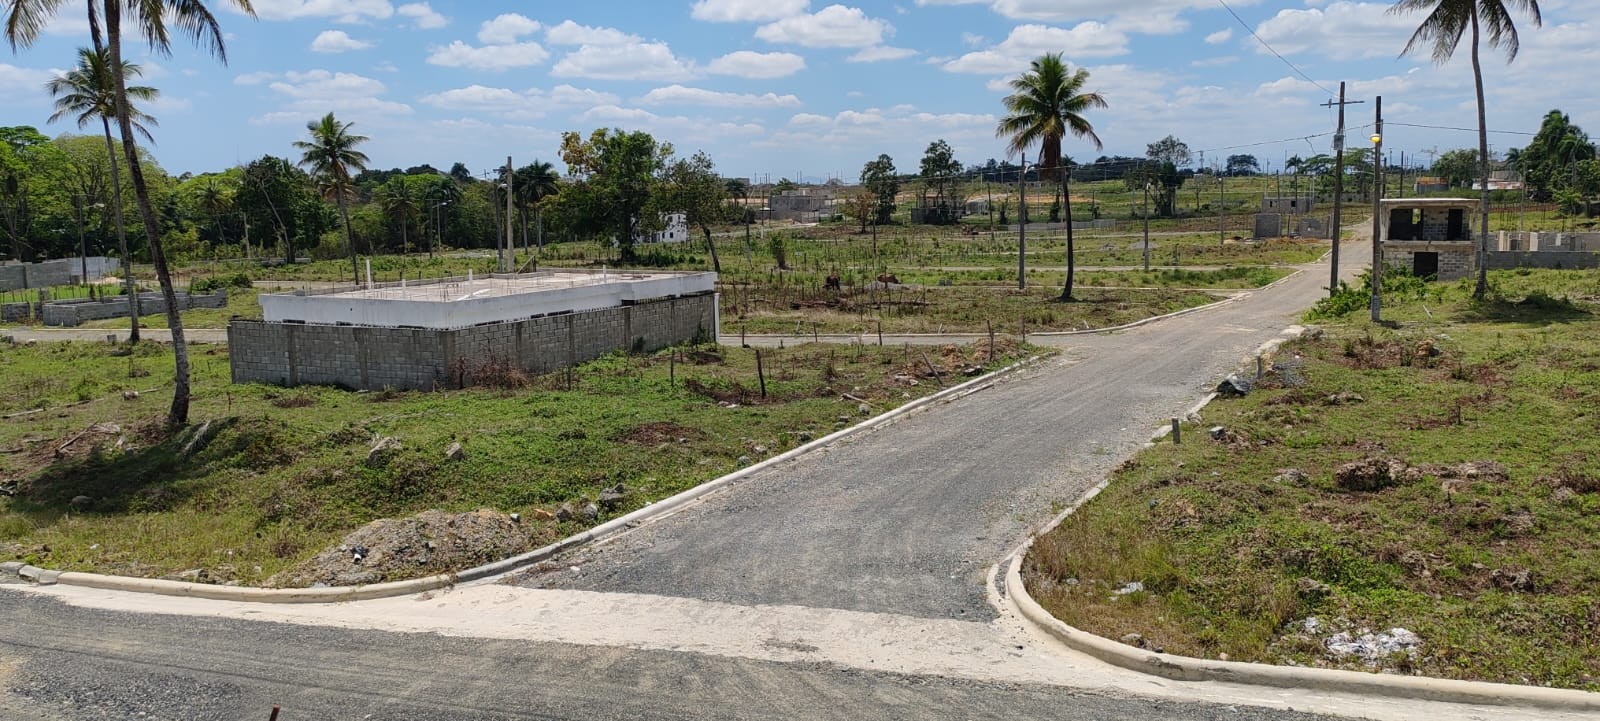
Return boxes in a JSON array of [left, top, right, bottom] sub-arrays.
[[1031, 268, 1303, 338], [999, 325, 1600, 713], [2, 353, 1047, 604], [1002, 557, 1600, 712]]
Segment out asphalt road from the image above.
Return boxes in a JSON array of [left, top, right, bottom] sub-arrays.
[[0, 589, 1344, 721], [512, 255, 1347, 619], [0, 244, 1394, 721]]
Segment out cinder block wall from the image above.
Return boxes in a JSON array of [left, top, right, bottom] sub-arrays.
[[1486, 251, 1600, 271], [39, 290, 225, 327], [230, 292, 717, 391]]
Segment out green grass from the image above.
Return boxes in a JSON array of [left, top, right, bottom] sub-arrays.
[[1024, 268, 1600, 690], [720, 281, 1223, 335], [0, 337, 1039, 586]]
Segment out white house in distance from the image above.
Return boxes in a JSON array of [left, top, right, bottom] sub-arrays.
[[635, 212, 689, 244]]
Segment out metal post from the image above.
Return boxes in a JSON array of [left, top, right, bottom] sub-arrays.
[[505, 156, 515, 273], [1142, 179, 1151, 272], [1370, 96, 1385, 323], [1218, 173, 1226, 245], [1018, 153, 1027, 290]]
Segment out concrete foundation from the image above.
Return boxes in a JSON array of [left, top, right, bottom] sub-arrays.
[[229, 292, 717, 391]]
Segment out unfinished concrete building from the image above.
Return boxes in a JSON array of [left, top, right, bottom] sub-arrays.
[[1378, 198, 1478, 280], [229, 269, 718, 391]]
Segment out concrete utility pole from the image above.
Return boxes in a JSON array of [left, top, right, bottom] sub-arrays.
[[1018, 153, 1028, 290], [1142, 170, 1152, 272], [503, 156, 515, 273], [1323, 82, 1364, 297], [1370, 96, 1385, 323], [1217, 173, 1225, 246]]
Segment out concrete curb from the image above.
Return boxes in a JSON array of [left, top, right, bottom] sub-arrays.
[[1032, 267, 1303, 338], [1003, 557, 1600, 712], [1000, 325, 1600, 713], [2, 354, 1046, 604]]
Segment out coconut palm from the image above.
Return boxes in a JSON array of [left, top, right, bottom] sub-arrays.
[[377, 177, 420, 255], [7, 0, 257, 429], [997, 53, 1107, 301], [293, 112, 370, 284], [44, 46, 157, 342], [515, 160, 560, 252], [1390, 0, 1541, 299]]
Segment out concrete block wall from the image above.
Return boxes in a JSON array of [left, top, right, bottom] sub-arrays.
[[0, 257, 114, 291], [1486, 251, 1600, 271], [230, 292, 717, 391], [1421, 208, 1453, 241], [40, 290, 225, 327], [1382, 242, 1475, 281]]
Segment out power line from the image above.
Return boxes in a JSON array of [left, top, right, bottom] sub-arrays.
[[1216, 0, 1335, 97], [1387, 122, 1535, 137]]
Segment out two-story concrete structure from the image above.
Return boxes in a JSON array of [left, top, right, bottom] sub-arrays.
[[1378, 198, 1478, 280]]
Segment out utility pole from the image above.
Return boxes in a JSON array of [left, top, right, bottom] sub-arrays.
[[1370, 96, 1385, 323], [1018, 153, 1028, 290], [1323, 82, 1364, 296], [505, 156, 515, 273]]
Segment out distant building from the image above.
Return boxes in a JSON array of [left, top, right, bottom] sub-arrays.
[[768, 188, 839, 222], [1378, 197, 1478, 280], [1260, 196, 1316, 214], [637, 212, 689, 244], [1414, 176, 1450, 194]]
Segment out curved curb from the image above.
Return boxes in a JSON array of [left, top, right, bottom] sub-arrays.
[[3, 354, 1047, 604], [999, 325, 1600, 713], [1003, 557, 1600, 712]]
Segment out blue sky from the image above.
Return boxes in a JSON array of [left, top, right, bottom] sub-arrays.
[[2, 0, 1595, 182]]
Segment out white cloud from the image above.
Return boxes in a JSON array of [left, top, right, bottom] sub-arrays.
[[477, 13, 541, 44], [576, 105, 767, 143], [234, 71, 275, 85], [638, 84, 802, 108], [706, 51, 807, 78], [546, 84, 623, 107], [691, 0, 810, 23], [249, 69, 412, 125], [545, 20, 641, 46], [942, 22, 1127, 74], [0, 63, 53, 101], [397, 2, 448, 29], [1191, 55, 1239, 67], [551, 42, 697, 81], [1254, 2, 1416, 60], [1204, 28, 1232, 44], [961, 32, 989, 47], [427, 40, 550, 71], [418, 84, 530, 111], [755, 5, 890, 48], [417, 83, 623, 118], [310, 30, 373, 53], [848, 46, 918, 62], [238, 0, 394, 23]]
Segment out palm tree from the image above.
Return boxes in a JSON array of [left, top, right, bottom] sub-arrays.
[[293, 113, 370, 284], [997, 53, 1107, 301], [1390, 0, 1541, 300], [515, 160, 560, 253], [44, 46, 157, 342], [7, 0, 257, 429], [377, 177, 420, 255]]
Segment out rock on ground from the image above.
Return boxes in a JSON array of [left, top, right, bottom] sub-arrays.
[[268, 509, 532, 588]]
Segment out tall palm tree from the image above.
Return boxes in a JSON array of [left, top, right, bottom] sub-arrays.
[[1390, 0, 1541, 299], [293, 112, 369, 284], [7, 0, 257, 429], [44, 46, 157, 342], [997, 53, 1107, 301], [377, 177, 420, 255], [516, 160, 560, 252]]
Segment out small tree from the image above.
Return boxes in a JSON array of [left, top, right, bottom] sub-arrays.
[[860, 154, 898, 225]]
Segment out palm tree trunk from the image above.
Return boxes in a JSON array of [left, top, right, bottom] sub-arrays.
[[339, 188, 357, 285], [99, 116, 139, 343], [1471, 10, 1490, 300], [1059, 171, 1076, 301], [106, 1, 190, 428]]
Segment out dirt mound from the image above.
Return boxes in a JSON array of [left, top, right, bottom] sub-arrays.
[[268, 509, 532, 588], [1333, 457, 1420, 492], [615, 421, 703, 445]]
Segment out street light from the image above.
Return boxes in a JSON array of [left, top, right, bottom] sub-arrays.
[[432, 199, 451, 259]]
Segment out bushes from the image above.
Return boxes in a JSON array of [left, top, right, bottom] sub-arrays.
[[1307, 269, 1428, 320], [189, 272, 253, 294]]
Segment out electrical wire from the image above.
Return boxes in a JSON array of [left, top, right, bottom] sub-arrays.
[[1216, 0, 1335, 97], [1387, 122, 1535, 137]]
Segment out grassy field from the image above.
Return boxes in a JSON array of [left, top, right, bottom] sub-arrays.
[[0, 337, 1038, 586], [1024, 268, 1600, 690]]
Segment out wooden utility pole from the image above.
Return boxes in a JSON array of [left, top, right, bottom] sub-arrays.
[[1323, 83, 1364, 296]]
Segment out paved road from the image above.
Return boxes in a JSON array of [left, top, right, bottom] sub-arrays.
[[6, 240, 1515, 721], [510, 258, 1339, 619]]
